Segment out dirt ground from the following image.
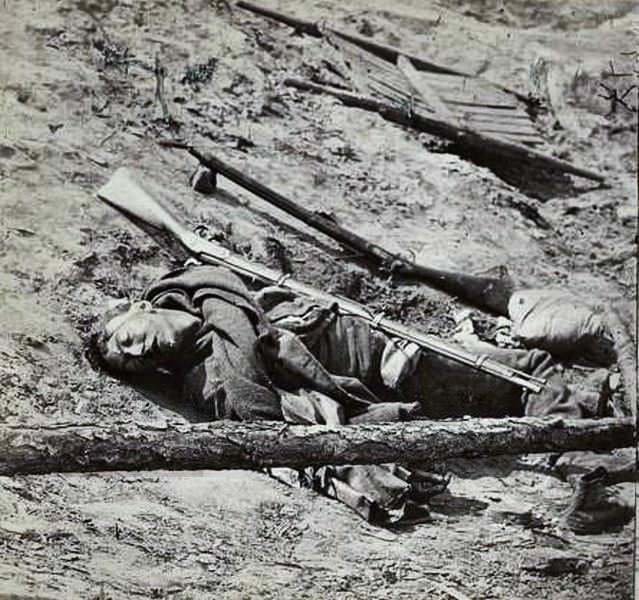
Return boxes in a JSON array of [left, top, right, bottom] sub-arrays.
[[0, 1, 637, 598]]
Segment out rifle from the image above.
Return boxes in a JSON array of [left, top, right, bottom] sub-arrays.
[[160, 140, 515, 316], [96, 167, 546, 394], [235, 0, 530, 103]]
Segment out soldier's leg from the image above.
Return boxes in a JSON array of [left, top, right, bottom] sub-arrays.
[[394, 343, 565, 419]]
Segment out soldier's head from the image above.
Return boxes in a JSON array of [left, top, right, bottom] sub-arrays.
[[92, 300, 201, 374]]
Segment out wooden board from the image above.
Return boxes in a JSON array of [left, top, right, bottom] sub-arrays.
[[397, 55, 454, 119], [458, 119, 539, 135], [454, 111, 532, 122], [329, 34, 542, 146]]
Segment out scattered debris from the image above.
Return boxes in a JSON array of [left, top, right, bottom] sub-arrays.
[[334, 33, 544, 146], [181, 58, 218, 85], [93, 39, 130, 73], [521, 549, 590, 576], [237, 1, 531, 101], [236, 2, 605, 182]]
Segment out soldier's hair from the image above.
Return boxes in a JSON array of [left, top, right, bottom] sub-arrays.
[[85, 300, 132, 376]]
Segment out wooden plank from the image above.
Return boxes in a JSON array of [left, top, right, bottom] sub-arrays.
[[417, 70, 473, 84], [491, 130, 543, 140], [419, 71, 508, 96], [397, 55, 455, 120], [445, 98, 520, 109], [484, 132, 544, 145], [418, 74, 475, 91], [447, 105, 523, 117], [330, 33, 399, 77], [476, 129, 541, 139], [330, 30, 541, 143], [284, 78, 605, 182], [367, 78, 414, 105], [423, 80, 519, 109], [460, 120, 539, 135], [418, 70, 517, 95], [366, 71, 540, 141], [455, 111, 532, 123]]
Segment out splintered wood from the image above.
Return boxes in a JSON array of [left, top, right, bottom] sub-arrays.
[[329, 33, 544, 146]]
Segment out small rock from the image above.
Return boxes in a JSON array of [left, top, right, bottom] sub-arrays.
[[0, 144, 16, 159], [17, 89, 31, 103], [521, 549, 590, 575], [190, 166, 217, 194], [488, 501, 539, 527]]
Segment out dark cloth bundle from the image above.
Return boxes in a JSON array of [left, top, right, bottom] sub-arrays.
[[145, 265, 282, 421]]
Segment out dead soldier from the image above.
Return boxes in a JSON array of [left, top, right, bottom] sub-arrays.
[[92, 263, 635, 531]]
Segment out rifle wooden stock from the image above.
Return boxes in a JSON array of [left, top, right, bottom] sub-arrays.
[[161, 141, 515, 316], [97, 167, 545, 393]]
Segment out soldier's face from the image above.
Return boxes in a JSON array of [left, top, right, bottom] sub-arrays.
[[103, 301, 201, 373]]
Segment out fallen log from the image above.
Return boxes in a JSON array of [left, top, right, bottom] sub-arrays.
[[0, 417, 633, 476], [284, 77, 605, 183]]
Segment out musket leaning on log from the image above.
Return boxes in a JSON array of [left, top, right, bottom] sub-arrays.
[[1, 417, 634, 475], [97, 167, 545, 393]]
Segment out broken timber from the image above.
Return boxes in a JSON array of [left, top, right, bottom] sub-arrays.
[[236, 0, 528, 102], [0, 417, 633, 476], [332, 34, 544, 146], [239, 2, 603, 177], [284, 78, 605, 183]]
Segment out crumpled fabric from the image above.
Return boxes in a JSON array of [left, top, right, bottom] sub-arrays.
[[143, 267, 428, 524], [146, 266, 282, 421], [507, 289, 616, 365], [380, 339, 422, 389], [135, 266, 612, 525]]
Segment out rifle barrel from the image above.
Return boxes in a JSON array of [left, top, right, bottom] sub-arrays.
[[98, 167, 545, 394]]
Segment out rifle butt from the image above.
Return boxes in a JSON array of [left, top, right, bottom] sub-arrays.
[[97, 167, 194, 247], [398, 263, 514, 316]]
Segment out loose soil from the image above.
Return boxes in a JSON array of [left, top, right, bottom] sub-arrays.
[[0, 1, 636, 598]]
